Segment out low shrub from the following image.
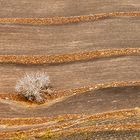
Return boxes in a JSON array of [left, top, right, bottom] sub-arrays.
[[15, 72, 52, 103]]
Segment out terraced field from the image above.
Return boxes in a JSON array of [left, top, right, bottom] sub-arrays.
[[0, 0, 140, 139]]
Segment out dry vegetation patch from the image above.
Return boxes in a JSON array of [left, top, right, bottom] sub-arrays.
[[0, 11, 139, 26]]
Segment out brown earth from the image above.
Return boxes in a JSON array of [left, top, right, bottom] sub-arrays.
[[0, 55, 140, 93], [0, 85, 139, 118], [0, 0, 139, 18], [0, 17, 140, 55], [0, 0, 140, 139], [0, 108, 139, 139]]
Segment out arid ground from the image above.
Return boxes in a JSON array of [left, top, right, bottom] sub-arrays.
[[0, 0, 140, 139]]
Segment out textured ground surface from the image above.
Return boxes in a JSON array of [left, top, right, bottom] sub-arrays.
[[0, 0, 140, 139]]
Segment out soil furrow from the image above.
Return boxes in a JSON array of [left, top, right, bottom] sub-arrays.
[[0, 12, 140, 26]]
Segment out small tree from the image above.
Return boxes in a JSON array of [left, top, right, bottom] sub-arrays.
[[15, 72, 52, 103]]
